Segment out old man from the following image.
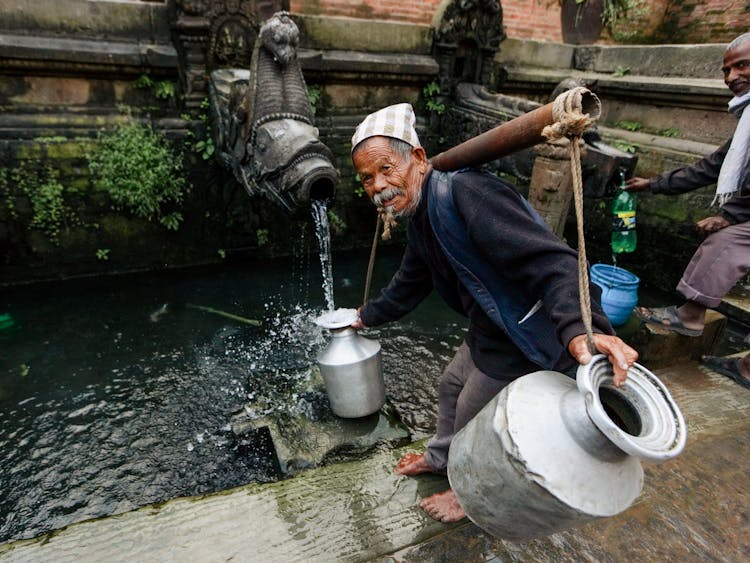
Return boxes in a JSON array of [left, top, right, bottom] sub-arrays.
[[350, 103, 638, 522]]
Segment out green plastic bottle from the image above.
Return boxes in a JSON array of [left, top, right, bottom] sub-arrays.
[[611, 174, 637, 254]]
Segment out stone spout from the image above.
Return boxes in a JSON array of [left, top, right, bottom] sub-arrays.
[[208, 11, 338, 213]]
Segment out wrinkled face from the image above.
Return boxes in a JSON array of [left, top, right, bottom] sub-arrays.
[[722, 41, 750, 97], [353, 137, 428, 217]]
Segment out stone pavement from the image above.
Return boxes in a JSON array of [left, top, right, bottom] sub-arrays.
[[1, 354, 748, 562]]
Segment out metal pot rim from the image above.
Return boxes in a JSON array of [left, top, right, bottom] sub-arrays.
[[577, 354, 687, 462]]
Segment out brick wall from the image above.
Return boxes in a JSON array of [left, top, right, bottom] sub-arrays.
[[290, 0, 564, 40], [659, 0, 750, 44], [290, 0, 442, 23], [501, 0, 562, 42], [289, 0, 747, 44]]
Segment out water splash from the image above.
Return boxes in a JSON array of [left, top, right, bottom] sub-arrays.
[[311, 200, 335, 311]]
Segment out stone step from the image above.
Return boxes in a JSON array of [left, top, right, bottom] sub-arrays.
[[619, 309, 727, 369]]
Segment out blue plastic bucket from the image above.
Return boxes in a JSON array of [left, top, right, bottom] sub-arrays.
[[590, 264, 640, 327]]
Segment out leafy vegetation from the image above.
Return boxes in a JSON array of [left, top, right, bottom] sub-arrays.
[[87, 121, 188, 230], [612, 139, 639, 153], [422, 81, 446, 115], [0, 161, 73, 245], [614, 120, 643, 132], [256, 228, 269, 247], [612, 65, 630, 77], [184, 98, 215, 161], [134, 74, 176, 100], [307, 85, 322, 116], [660, 127, 681, 138]]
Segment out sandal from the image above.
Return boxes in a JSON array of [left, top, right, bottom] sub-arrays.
[[701, 355, 750, 389], [634, 305, 703, 337]]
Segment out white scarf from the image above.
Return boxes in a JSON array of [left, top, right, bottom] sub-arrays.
[[713, 90, 750, 207]]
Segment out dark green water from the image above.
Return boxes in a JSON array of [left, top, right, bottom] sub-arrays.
[[0, 247, 464, 543]]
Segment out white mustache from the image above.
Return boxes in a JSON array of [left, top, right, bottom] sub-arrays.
[[373, 187, 404, 208]]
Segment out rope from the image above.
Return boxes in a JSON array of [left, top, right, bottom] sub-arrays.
[[363, 214, 381, 305], [362, 209, 398, 305], [542, 87, 600, 355]]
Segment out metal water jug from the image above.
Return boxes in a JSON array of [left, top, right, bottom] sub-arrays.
[[315, 309, 385, 418], [447, 355, 686, 540]]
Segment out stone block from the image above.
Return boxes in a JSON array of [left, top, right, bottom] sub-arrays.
[[620, 309, 727, 369]]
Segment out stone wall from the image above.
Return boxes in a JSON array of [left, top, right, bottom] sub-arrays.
[[1, 0, 744, 288], [0, 1, 439, 285]]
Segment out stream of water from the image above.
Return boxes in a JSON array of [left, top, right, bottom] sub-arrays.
[[311, 200, 335, 311]]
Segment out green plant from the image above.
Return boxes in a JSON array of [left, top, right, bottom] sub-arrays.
[[256, 228, 269, 246], [217, 248, 226, 259], [613, 65, 630, 77], [660, 127, 681, 138], [612, 139, 639, 153], [134, 74, 176, 100], [194, 138, 215, 160], [422, 81, 446, 115], [96, 248, 110, 261], [327, 209, 347, 235], [307, 85, 322, 116], [88, 121, 188, 230], [560, 0, 642, 31], [28, 168, 66, 241], [0, 162, 71, 244], [184, 98, 216, 161], [614, 120, 643, 132], [153, 81, 176, 100], [353, 174, 365, 198]]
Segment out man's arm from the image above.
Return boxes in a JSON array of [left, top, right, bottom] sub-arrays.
[[649, 139, 731, 196], [359, 240, 433, 327]]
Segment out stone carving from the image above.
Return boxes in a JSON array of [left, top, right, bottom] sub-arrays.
[[433, 0, 506, 99], [209, 12, 338, 212], [169, 0, 286, 109]]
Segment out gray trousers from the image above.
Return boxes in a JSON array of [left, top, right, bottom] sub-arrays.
[[677, 221, 750, 308], [423, 341, 512, 473]]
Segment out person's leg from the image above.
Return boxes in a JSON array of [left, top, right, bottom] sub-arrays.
[[395, 341, 471, 476], [676, 222, 750, 328], [701, 352, 750, 388], [638, 222, 750, 333], [419, 352, 513, 523]]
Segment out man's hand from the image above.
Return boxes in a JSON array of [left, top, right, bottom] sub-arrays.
[[568, 334, 639, 387], [624, 177, 651, 192], [350, 307, 366, 330], [696, 215, 730, 235]]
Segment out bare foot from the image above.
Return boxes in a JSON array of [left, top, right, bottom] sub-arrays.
[[394, 452, 435, 476], [419, 489, 466, 522]]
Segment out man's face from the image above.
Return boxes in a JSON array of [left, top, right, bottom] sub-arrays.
[[353, 137, 427, 217], [722, 41, 750, 97]]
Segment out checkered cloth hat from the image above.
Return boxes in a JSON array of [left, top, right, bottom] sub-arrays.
[[351, 103, 420, 152]]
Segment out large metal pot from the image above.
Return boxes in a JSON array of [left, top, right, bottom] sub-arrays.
[[447, 355, 686, 540]]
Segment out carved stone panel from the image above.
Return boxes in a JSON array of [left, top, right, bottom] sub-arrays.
[[169, 0, 287, 109]]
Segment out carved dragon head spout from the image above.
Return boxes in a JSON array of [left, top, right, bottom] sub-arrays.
[[250, 118, 338, 212], [208, 10, 338, 214]]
